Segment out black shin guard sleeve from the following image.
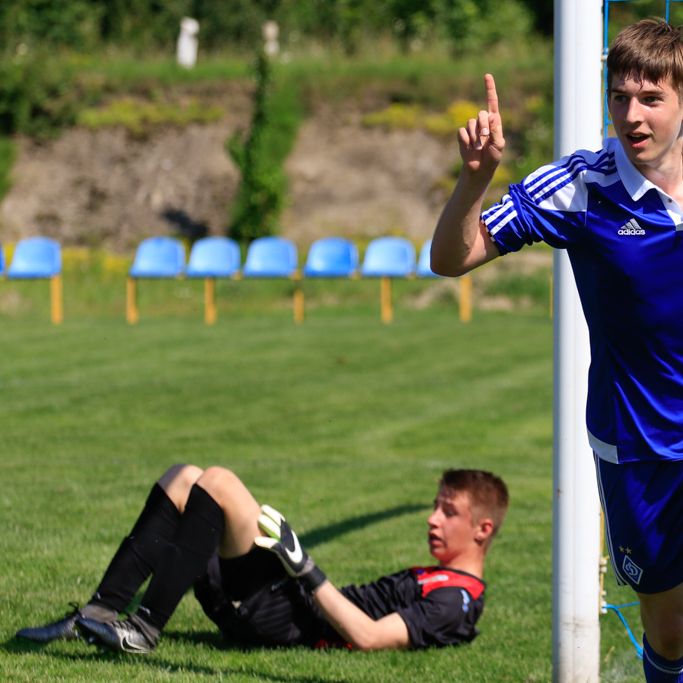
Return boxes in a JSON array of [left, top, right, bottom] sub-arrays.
[[89, 484, 181, 613], [137, 485, 225, 631]]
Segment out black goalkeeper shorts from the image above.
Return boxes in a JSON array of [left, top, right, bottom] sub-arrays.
[[193, 547, 326, 647]]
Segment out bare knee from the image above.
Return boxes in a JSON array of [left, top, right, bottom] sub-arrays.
[[196, 466, 243, 505], [645, 623, 683, 660], [158, 464, 204, 512], [195, 466, 260, 557], [641, 588, 683, 660]]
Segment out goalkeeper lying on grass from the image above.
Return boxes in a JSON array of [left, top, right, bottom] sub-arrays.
[[16, 464, 508, 652]]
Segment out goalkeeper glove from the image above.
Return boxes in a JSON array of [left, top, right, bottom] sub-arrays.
[[254, 504, 327, 593]]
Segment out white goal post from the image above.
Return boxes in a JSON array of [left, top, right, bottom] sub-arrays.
[[552, 1, 603, 681]]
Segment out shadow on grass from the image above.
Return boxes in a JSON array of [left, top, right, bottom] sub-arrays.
[[5, 635, 349, 682], [162, 628, 225, 649], [300, 503, 426, 549]]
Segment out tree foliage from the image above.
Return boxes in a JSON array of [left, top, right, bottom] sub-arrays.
[[0, 0, 543, 56]]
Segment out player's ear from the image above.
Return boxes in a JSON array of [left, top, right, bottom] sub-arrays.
[[474, 518, 494, 545]]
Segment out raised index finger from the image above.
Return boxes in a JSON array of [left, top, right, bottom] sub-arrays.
[[484, 73, 499, 115]]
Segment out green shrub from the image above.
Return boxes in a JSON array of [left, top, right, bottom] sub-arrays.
[[435, 0, 534, 55], [227, 53, 304, 243], [361, 103, 422, 129], [0, 135, 15, 201], [0, 55, 84, 138], [77, 97, 223, 135], [0, 0, 548, 56], [361, 99, 480, 136], [0, 0, 101, 54]]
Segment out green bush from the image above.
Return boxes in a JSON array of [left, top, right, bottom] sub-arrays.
[[0, 0, 547, 56], [227, 52, 304, 243], [77, 97, 223, 135], [0, 136, 15, 201], [434, 0, 533, 55], [0, 56, 84, 138], [0, 0, 101, 54]]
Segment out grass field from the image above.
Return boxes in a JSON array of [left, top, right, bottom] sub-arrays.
[[0, 300, 642, 681]]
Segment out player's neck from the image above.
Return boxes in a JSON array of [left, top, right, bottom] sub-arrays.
[[440, 554, 484, 579], [636, 147, 683, 204]]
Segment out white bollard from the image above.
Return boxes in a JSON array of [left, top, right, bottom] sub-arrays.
[[262, 20, 279, 58], [177, 17, 199, 69]]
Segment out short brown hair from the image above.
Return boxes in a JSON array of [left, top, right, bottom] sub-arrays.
[[607, 19, 683, 95], [439, 469, 509, 540]]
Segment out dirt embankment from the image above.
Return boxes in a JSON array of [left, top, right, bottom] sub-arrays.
[[0, 88, 457, 253]]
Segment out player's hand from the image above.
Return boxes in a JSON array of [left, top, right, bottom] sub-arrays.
[[458, 73, 506, 177], [255, 504, 327, 592]]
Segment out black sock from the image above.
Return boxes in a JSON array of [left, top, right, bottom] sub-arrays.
[[87, 484, 181, 615], [134, 484, 224, 635]]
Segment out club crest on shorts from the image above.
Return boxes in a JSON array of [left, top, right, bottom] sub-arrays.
[[622, 555, 643, 585]]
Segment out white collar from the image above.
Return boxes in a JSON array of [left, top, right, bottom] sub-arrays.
[[612, 137, 679, 205], [612, 137, 662, 202]]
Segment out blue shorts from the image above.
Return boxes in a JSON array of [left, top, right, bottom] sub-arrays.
[[594, 455, 683, 594]]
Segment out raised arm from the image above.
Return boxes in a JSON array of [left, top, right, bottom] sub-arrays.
[[255, 505, 410, 650], [431, 73, 505, 276]]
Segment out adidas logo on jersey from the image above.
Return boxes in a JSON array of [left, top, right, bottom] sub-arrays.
[[617, 219, 645, 236]]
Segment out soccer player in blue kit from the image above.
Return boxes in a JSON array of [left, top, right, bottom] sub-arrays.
[[430, 19, 683, 683], [16, 464, 508, 653]]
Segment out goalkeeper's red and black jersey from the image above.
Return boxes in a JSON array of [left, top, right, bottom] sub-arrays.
[[318, 566, 486, 649], [195, 551, 486, 650]]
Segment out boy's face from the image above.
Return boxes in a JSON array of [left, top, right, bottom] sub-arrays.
[[427, 488, 480, 567], [608, 74, 683, 174]]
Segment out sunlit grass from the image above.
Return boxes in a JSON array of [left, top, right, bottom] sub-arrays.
[[0, 304, 642, 682]]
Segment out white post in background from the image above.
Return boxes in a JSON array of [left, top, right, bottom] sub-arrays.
[[262, 20, 280, 58], [552, 1, 603, 682], [177, 17, 199, 69]]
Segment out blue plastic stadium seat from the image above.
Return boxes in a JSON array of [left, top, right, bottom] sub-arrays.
[[186, 236, 241, 278], [243, 237, 298, 278], [7, 237, 62, 279], [130, 236, 185, 278], [361, 236, 416, 278], [416, 239, 439, 278], [303, 237, 358, 278]]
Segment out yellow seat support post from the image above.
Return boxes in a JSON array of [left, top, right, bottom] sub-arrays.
[[50, 274, 63, 325], [293, 272, 304, 324], [204, 277, 217, 325], [380, 276, 393, 324], [459, 274, 472, 323], [126, 276, 139, 324]]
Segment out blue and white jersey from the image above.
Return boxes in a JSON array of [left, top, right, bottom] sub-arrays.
[[482, 137, 683, 463]]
